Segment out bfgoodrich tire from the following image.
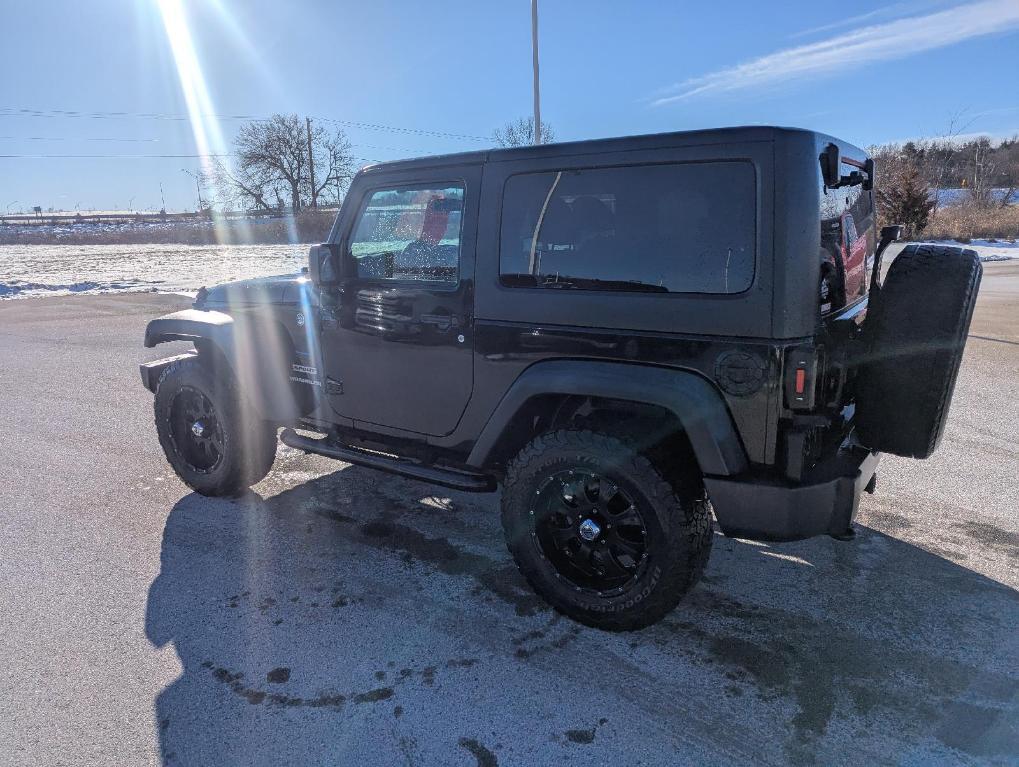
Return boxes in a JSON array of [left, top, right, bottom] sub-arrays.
[[855, 243, 982, 458], [501, 429, 713, 631], [154, 356, 277, 496]]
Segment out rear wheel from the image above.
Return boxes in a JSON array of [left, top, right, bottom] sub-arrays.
[[154, 356, 277, 496], [855, 244, 982, 458], [501, 429, 712, 631]]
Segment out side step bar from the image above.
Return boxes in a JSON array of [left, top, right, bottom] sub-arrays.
[[279, 428, 496, 493]]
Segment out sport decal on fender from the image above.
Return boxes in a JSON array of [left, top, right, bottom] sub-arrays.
[[290, 362, 320, 386]]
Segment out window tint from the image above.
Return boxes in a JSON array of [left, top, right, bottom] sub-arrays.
[[350, 185, 464, 283], [499, 162, 755, 294]]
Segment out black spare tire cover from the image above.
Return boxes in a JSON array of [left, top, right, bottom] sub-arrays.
[[855, 243, 982, 459]]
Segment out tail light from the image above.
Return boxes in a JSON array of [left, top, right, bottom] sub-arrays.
[[785, 347, 819, 410]]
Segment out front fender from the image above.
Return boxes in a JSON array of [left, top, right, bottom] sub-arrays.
[[144, 308, 234, 348], [143, 309, 305, 421], [466, 360, 748, 476]]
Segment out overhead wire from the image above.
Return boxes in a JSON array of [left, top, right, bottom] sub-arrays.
[[0, 107, 492, 142]]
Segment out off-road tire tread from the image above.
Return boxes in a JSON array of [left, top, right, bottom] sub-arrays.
[[855, 244, 982, 458], [501, 428, 712, 631], [154, 356, 277, 496]]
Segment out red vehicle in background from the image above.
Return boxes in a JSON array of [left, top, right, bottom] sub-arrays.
[[820, 157, 875, 315]]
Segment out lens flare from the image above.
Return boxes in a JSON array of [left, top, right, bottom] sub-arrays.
[[156, 0, 251, 243]]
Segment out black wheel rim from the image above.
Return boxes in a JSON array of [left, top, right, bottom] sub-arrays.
[[168, 386, 225, 474], [531, 469, 649, 595]]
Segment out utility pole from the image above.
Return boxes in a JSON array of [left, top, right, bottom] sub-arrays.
[[181, 169, 204, 212], [306, 116, 317, 209], [531, 0, 542, 145]]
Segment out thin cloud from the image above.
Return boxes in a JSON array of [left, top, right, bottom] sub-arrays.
[[787, 4, 911, 40], [652, 0, 1019, 106]]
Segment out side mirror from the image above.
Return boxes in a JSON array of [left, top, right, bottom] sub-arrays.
[[820, 143, 842, 188], [308, 244, 339, 286]]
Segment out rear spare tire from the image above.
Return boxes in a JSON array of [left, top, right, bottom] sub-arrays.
[[855, 243, 982, 458]]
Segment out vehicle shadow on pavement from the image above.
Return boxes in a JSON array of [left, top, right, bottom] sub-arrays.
[[146, 465, 1019, 766]]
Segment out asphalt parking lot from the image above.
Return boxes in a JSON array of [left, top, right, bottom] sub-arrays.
[[1, 264, 1017, 766]]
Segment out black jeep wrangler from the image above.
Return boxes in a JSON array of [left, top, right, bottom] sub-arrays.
[[141, 127, 981, 630]]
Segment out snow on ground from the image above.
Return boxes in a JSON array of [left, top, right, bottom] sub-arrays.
[[0, 243, 305, 299], [933, 187, 1017, 207], [1, 239, 1015, 301], [923, 240, 1018, 261]]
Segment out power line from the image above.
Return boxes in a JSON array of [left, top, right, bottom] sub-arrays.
[[0, 153, 229, 159], [0, 107, 492, 142], [314, 116, 489, 142], [0, 135, 161, 142], [0, 134, 437, 154], [0, 108, 258, 122], [0, 152, 383, 163]]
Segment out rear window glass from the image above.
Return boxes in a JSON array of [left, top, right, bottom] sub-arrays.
[[499, 161, 756, 294]]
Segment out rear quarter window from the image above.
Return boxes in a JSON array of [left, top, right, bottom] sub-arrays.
[[499, 161, 756, 294], [819, 154, 876, 311]]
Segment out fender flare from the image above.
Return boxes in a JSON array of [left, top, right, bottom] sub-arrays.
[[466, 360, 748, 476], [144, 309, 302, 421], [144, 308, 234, 348]]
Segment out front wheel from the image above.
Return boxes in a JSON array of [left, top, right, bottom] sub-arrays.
[[154, 356, 277, 497], [501, 429, 713, 631]]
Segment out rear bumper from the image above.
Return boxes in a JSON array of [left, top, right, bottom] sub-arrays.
[[139, 351, 197, 393], [704, 447, 880, 542]]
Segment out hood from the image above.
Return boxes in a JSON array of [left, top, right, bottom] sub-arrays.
[[195, 273, 307, 310]]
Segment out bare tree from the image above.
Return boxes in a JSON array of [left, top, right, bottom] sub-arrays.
[[304, 122, 355, 208], [966, 137, 998, 209], [927, 111, 974, 214], [998, 149, 1018, 209], [493, 117, 555, 147], [215, 114, 355, 212], [209, 161, 273, 212]]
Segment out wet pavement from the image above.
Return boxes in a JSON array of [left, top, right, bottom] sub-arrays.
[[1, 280, 1016, 766]]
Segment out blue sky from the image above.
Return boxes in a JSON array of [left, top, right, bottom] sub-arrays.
[[2, 0, 1018, 212]]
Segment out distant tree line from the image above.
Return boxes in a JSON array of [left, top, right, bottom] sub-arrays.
[[870, 135, 1019, 237]]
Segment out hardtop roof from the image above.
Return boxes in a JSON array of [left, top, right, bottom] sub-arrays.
[[357, 125, 865, 174]]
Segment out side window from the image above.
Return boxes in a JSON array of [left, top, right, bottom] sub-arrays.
[[349, 184, 464, 284], [498, 162, 755, 294]]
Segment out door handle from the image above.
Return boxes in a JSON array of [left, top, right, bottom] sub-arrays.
[[419, 314, 460, 332]]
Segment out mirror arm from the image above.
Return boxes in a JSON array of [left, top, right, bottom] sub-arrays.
[[870, 225, 903, 298]]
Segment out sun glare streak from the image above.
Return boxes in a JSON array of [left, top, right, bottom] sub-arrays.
[[295, 275, 321, 377], [156, 0, 251, 243]]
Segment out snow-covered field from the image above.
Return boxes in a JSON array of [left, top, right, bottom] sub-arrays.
[[923, 239, 1019, 262], [933, 187, 1017, 207], [0, 240, 1014, 300], [0, 243, 307, 299]]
